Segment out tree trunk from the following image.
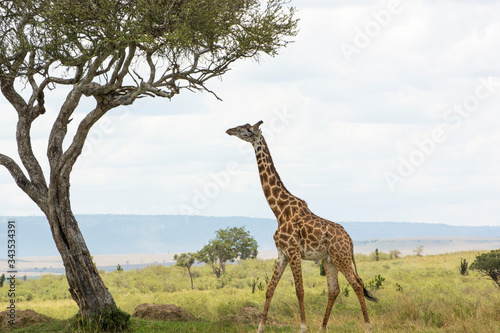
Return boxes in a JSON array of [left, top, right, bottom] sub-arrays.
[[46, 178, 115, 316], [220, 258, 226, 275], [188, 268, 194, 290], [0, 77, 122, 325]]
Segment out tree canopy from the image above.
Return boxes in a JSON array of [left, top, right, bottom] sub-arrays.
[[174, 252, 196, 289], [470, 249, 500, 288], [197, 226, 258, 277], [0, 0, 296, 102]]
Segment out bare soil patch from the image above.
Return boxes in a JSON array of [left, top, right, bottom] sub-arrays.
[[233, 306, 263, 324], [132, 303, 194, 321], [0, 309, 51, 329]]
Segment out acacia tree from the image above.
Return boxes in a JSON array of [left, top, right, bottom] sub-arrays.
[[196, 242, 222, 278], [0, 0, 296, 325], [413, 245, 424, 257], [197, 226, 258, 276], [174, 252, 196, 289]]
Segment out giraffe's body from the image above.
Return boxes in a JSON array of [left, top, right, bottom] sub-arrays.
[[227, 121, 377, 333]]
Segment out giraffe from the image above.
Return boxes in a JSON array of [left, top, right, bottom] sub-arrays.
[[226, 120, 377, 333]]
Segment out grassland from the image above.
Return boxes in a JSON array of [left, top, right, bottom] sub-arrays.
[[2, 251, 500, 332]]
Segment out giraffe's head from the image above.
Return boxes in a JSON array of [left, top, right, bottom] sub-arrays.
[[226, 120, 263, 144]]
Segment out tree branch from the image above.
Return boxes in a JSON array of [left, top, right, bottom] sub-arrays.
[[0, 153, 47, 212], [47, 53, 109, 171], [0, 72, 49, 195], [59, 103, 111, 178]]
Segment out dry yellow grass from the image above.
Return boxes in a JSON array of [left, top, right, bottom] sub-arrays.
[[4, 250, 500, 332]]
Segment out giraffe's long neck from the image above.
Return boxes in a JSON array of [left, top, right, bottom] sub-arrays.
[[253, 135, 304, 222]]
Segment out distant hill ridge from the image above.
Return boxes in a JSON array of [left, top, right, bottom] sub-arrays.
[[1, 215, 499, 257]]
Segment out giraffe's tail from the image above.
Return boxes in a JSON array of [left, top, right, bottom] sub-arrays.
[[363, 286, 378, 303], [352, 246, 378, 303]]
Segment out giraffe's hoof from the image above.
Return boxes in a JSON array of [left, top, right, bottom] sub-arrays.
[[300, 323, 307, 333], [365, 323, 372, 332]]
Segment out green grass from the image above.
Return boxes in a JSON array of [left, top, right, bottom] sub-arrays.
[[6, 318, 298, 333], [3, 251, 500, 332]]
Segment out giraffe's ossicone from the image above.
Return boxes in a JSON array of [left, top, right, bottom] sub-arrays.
[[227, 121, 377, 333]]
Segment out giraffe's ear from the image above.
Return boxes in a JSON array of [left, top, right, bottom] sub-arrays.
[[252, 120, 263, 130]]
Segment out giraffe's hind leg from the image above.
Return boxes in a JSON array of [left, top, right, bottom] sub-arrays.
[[319, 257, 340, 333], [337, 264, 372, 332]]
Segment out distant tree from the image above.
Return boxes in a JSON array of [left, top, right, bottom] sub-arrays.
[[413, 246, 424, 257], [174, 253, 196, 289], [389, 250, 402, 259], [195, 243, 222, 278], [116, 264, 124, 272], [0, 274, 5, 287], [370, 249, 390, 261], [470, 250, 500, 288], [197, 226, 258, 277]]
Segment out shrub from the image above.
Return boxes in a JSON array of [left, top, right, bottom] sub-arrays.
[[342, 284, 350, 297], [389, 250, 402, 259], [470, 250, 500, 288], [70, 304, 130, 332], [459, 258, 469, 276], [319, 261, 326, 276], [367, 274, 385, 290]]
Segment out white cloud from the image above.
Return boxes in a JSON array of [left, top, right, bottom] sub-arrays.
[[1, 0, 500, 226]]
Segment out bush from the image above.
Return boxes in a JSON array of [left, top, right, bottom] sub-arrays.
[[370, 250, 390, 261], [389, 250, 402, 259], [342, 284, 350, 297], [470, 250, 500, 288], [459, 258, 469, 276], [367, 274, 385, 290], [70, 304, 130, 332], [319, 261, 326, 276]]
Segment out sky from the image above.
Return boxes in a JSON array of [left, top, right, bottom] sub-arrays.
[[1, 0, 500, 226]]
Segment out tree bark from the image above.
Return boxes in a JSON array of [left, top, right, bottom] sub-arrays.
[[220, 258, 226, 275], [46, 179, 115, 315], [188, 268, 194, 290]]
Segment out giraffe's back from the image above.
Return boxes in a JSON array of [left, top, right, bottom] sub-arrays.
[[273, 208, 354, 262]]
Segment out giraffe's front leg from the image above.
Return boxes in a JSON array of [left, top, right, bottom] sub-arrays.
[[287, 250, 307, 333], [258, 251, 288, 333]]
